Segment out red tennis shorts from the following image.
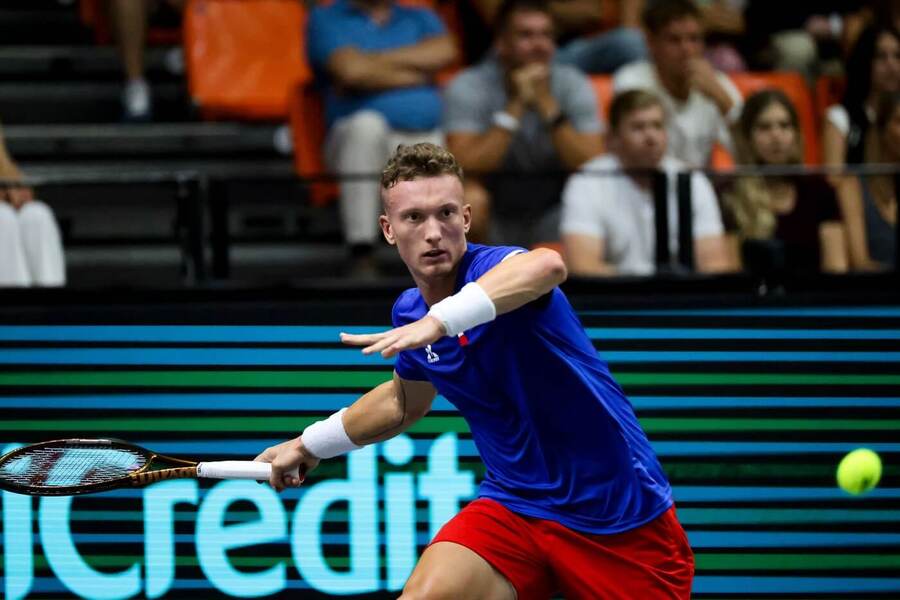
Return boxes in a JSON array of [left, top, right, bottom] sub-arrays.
[[430, 498, 694, 599]]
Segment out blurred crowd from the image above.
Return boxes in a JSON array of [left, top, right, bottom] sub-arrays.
[[1, 0, 899, 286]]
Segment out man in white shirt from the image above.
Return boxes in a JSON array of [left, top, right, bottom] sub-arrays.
[[561, 89, 731, 276], [613, 0, 742, 166]]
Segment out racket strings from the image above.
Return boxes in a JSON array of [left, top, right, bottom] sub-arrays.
[[0, 446, 147, 488]]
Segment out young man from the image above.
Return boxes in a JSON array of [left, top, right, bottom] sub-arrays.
[[613, 0, 742, 167], [256, 143, 694, 599], [443, 0, 603, 245], [561, 89, 731, 276]]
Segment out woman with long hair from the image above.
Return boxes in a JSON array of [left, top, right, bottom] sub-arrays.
[[724, 90, 847, 273], [821, 25, 900, 269]]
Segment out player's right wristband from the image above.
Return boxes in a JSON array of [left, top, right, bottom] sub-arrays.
[[428, 282, 496, 337], [301, 408, 362, 459]]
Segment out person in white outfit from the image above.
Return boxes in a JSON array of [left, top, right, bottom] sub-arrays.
[[0, 126, 65, 287]]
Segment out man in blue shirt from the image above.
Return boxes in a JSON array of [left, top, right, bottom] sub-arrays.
[[308, 0, 456, 276], [257, 143, 694, 598]]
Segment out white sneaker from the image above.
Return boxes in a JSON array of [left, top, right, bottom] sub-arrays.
[[122, 78, 152, 121]]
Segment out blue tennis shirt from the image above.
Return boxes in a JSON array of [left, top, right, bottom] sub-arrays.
[[393, 244, 673, 534]]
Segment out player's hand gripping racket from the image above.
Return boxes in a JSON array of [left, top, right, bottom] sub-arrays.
[[0, 439, 302, 496]]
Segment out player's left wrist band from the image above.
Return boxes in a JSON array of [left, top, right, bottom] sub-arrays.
[[428, 282, 496, 337], [301, 408, 362, 459]]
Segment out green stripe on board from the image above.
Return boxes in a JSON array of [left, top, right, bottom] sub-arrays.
[[2, 371, 900, 388], [0, 415, 471, 433], [695, 553, 900, 571], [0, 371, 391, 388], [1, 415, 897, 433]]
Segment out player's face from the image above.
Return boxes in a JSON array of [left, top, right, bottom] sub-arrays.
[[649, 17, 704, 79], [872, 32, 900, 95], [497, 10, 556, 68], [751, 102, 797, 166], [612, 104, 668, 169], [380, 175, 471, 282]]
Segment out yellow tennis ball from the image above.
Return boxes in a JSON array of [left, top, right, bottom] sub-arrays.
[[837, 448, 882, 495]]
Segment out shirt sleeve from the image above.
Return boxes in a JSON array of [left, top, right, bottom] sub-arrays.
[[560, 171, 607, 239], [466, 245, 528, 280], [306, 8, 351, 71], [442, 72, 489, 133], [413, 6, 447, 37], [825, 104, 850, 136], [561, 69, 603, 133], [691, 172, 725, 238]]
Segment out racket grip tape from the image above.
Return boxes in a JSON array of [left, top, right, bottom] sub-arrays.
[[197, 461, 274, 480], [131, 466, 198, 486]]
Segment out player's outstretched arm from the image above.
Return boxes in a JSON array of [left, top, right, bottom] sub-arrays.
[[255, 373, 435, 491], [341, 248, 567, 358]]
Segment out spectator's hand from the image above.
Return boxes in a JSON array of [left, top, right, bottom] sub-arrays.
[[7, 186, 33, 209], [688, 58, 724, 100], [254, 437, 319, 493], [510, 63, 549, 106]]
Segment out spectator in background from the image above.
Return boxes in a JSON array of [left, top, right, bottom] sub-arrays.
[[108, 0, 185, 121], [856, 91, 900, 268], [308, 0, 456, 276], [561, 89, 730, 276], [723, 90, 847, 275], [822, 25, 900, 269], [444, 0, 603, 246], [613, 0, 742, 167], [467, 0, 647, 74], [0, 125, 65, 287]]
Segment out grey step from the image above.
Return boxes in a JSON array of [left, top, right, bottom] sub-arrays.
[[5, 122, 284, 160], [0, 81, 190, 124], [0, 46, 182, 81], [0, 9, 90, 45]]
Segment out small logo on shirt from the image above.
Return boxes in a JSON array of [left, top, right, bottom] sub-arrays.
[[425, 344, 440, 364]]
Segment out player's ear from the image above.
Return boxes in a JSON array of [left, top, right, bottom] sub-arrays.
[[379, 214, 396, 245], [462, 202, 472, 234]]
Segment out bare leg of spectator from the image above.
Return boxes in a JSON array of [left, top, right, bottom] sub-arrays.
[[18, 201, 66, 286], [0, 202, 31, 287], [111, 0, 151, 120], [325, 111, 391, 277]]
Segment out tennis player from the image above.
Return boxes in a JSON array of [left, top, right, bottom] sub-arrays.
[[255, 143, 694, 599]]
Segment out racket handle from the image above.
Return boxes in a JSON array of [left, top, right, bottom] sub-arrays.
[[197, 461, 273, 480], [197, 460, 272, 481]]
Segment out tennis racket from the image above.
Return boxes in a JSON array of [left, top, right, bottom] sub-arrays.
[[0, 439, 297, 496]]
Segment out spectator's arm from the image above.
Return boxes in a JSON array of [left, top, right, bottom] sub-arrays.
[[821, 118, 847, 168], [327, 47, 427, 90], [537, 71, 604, 170], [619, 0, 644, 28], [700, 0, 745, 35], [548, 1, 603, 35], [835, 177, 879, 270], [548, 120, 604, 170], [819, 221, 849, 273], [375, 34, 458, 75], [563, 233, 617, 276], [694, 234, 733, 273], [447, 125, 520, 174]]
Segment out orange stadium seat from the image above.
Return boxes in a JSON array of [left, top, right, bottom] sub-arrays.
[[590, 74, 614, 121], [183, 0, 311, 120], [728, 72, 821, 165]]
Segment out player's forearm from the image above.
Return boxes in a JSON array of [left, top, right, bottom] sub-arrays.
[[342, 378, 432, 445], [376, 35, 457, 74], [477, 248, 567, 315]]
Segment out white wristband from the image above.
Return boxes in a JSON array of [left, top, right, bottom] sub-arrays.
[[493, 111, 520, 132], [427, 282, 496, 337], [301, 408, 362, 459]]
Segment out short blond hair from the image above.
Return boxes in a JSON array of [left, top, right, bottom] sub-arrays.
[[381, 143, 464, 191]]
